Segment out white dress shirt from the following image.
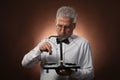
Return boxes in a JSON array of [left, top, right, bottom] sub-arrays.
[[22, 35, 94, 80]]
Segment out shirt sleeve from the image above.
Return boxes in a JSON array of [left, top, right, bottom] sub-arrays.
[[21, 39, 46, 68], [71, 41, 94, 80]]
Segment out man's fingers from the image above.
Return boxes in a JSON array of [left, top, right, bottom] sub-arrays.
[[40, 46, 46, 51], [59, 69, 65, 73], [46, 42, 52, 49], [46, 43, 52, 52], [40, 42, 52, 53], [45, 43, 52, 53]]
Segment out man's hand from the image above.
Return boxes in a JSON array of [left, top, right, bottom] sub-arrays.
[[39, 42, 52, 53], [56, 69, 73, 76]]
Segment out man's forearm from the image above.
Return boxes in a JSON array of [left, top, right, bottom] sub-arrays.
[[21, 49, 41, 68]]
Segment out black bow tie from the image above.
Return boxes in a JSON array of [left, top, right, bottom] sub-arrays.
[[56, 38, 70, 44]]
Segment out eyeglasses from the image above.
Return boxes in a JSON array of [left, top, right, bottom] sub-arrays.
[[56, 24, 74, 30]]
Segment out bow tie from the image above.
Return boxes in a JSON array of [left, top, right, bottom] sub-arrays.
[[56, 38, 70, 44]]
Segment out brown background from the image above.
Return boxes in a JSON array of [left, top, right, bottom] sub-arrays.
[[1, 0, 120, 80]]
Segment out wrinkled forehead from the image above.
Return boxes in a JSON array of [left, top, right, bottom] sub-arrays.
[[56, 17, 74, 24]]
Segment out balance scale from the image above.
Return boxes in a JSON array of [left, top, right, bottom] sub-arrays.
[[43, 36, 80, 75]]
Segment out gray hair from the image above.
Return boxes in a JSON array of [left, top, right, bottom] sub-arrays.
[[56, 6, 77, 23]]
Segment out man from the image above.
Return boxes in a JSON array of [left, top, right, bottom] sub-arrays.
[[22, 6, 94, 80]]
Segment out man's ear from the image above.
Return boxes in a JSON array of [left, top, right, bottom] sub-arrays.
[[73, 23, 76, 29], [55, 19, 57, 25]]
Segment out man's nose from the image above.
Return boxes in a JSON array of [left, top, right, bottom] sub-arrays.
[[61, 27, 65, 33]]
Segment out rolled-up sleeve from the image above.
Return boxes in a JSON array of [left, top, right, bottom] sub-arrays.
[[21, 45, 41, 68], [21, 39, 47, 68]]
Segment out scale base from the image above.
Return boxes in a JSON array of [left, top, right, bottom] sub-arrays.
[[43, 63, 80, 75]]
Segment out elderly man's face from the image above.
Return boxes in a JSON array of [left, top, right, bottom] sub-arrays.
[[56, 17, 76, 39]]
